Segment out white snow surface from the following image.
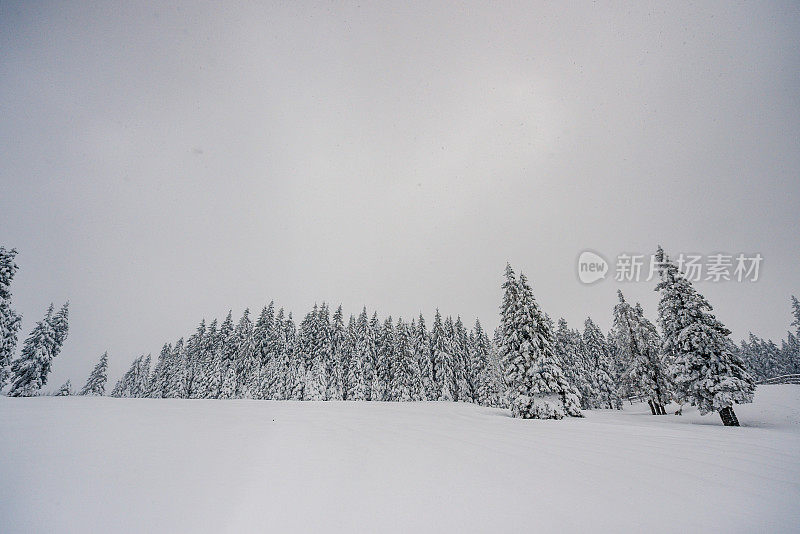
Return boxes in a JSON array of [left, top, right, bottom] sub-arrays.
[[1, 385, 799, 533]]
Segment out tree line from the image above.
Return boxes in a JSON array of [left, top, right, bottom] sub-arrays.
[[2, 244, 798, 427]]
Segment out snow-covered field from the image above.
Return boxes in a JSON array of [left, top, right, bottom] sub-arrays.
[[1, 386, 798, 533]]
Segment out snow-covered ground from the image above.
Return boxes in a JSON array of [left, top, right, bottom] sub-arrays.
[[1, 386, 798, 533]]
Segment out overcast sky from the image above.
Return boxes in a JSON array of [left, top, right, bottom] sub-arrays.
[[2, 1, 799, 387]]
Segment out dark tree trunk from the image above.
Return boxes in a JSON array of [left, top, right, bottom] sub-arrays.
[[656, 403, 666, 415], [647, 400, 657, 415], [719, 406, 740, 426]]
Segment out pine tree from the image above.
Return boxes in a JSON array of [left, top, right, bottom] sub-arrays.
[[431, 310, 455, 401], [111, 354, 151, 398], [8, 303, 68, 397], [554, 318, 590, 409], [55, 379, 73, 396], [655, 246, 754, 426], [368, 312, 382, 401], [217, 311, 237, 399], [183, 320, 207, 398], [582, 318, 621, 409], [499, 264, 581, 419], [80, 352, 109, 396], [376, 316, 396, 401], [193, 319, 219, 399], [232, 309, 255, 398], [390, 318, 423, 401], [452, 316, 473, 402], [611, 291, 670, 414], [149, 343, 173, 398], [164, 338, 186, 398], [414, 314, 435, 400], [0, 247, 22, 391], [470, 319, 493, 406], [328, 305, 347, 400], [251, 303, 275, 400], [345, 314, 366, 401]]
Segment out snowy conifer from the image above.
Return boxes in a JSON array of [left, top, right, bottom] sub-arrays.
[[655, 246, 754, 426], [414, 314, 435, 400], [232, 309, 255, 398], [55, 379, 73, 396], [611, 292, 670, 414], [452, 316, 473, 402], [217, 312, 237, 399], [431, 310, 455, 401], [80, 352, 109, 396], [328, 305, 347, 400], [0, 247, 22, 391], [499, 264, 581, 419], [469, 319, 493, 406], [8, 303, 67, 397], [112, 354, 151, 398], [582, 317, 621, 409], [345, 314, 366, 401]]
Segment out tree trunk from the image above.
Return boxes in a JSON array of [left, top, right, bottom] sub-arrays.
[[656, 403, 666, 415], [719, 406, 740, 426], [647, 400, 657, 415]]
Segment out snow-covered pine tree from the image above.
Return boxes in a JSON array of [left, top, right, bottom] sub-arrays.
[[786, 296, 800, 374], [611, 291, 670, 414], [376, 316, 396, 401], [298, 304, 325, 401], [368, 312, 382, 401], [582, 317, 621, 409], [112, 354, 150, 397], [266, 308, 291, 400], [217, 311, 238, 399], [7, 304, 60, 397], [0, 247, 22, 391], [183, 320, 206, 398], [554, 318, 591, 409], [414, 314, 435, 400], [164, 338, 186, 398], [390, 318, 423, 401], [195, 319, 219, 398], [453, 316, 473, 402], [251, 303, 274, 400], [499, 264, 582, 419], [148, 343, 172, 398], [55, 379, 73, 396], [328, 305, 347, 400], [655, 246, 754, 426], [49, 302, 70, 360], [314, 303, 332, 400], [431, 311, 455, 401], [283, 312, 304, 401], [352, 308, 372, 400], [345, 313, 366, 401], [469, 319, 493, 406], [232, 309, 255, 398], [80, 352, 109, 396]]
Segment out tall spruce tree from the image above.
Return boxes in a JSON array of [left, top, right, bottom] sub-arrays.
[[612, 291, 670, 414], [8, 302, 69, 397], [0, 247, 22, 391], [655, 246, 754, 426], [499, 265, 581, 419], [414, 314, 435, 400], [582, 318, 621, 410], [431, 311, 455, 401], [80, 352, 109, 396]]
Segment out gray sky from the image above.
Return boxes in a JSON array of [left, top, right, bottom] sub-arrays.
[[2, 1, 799, 387]]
